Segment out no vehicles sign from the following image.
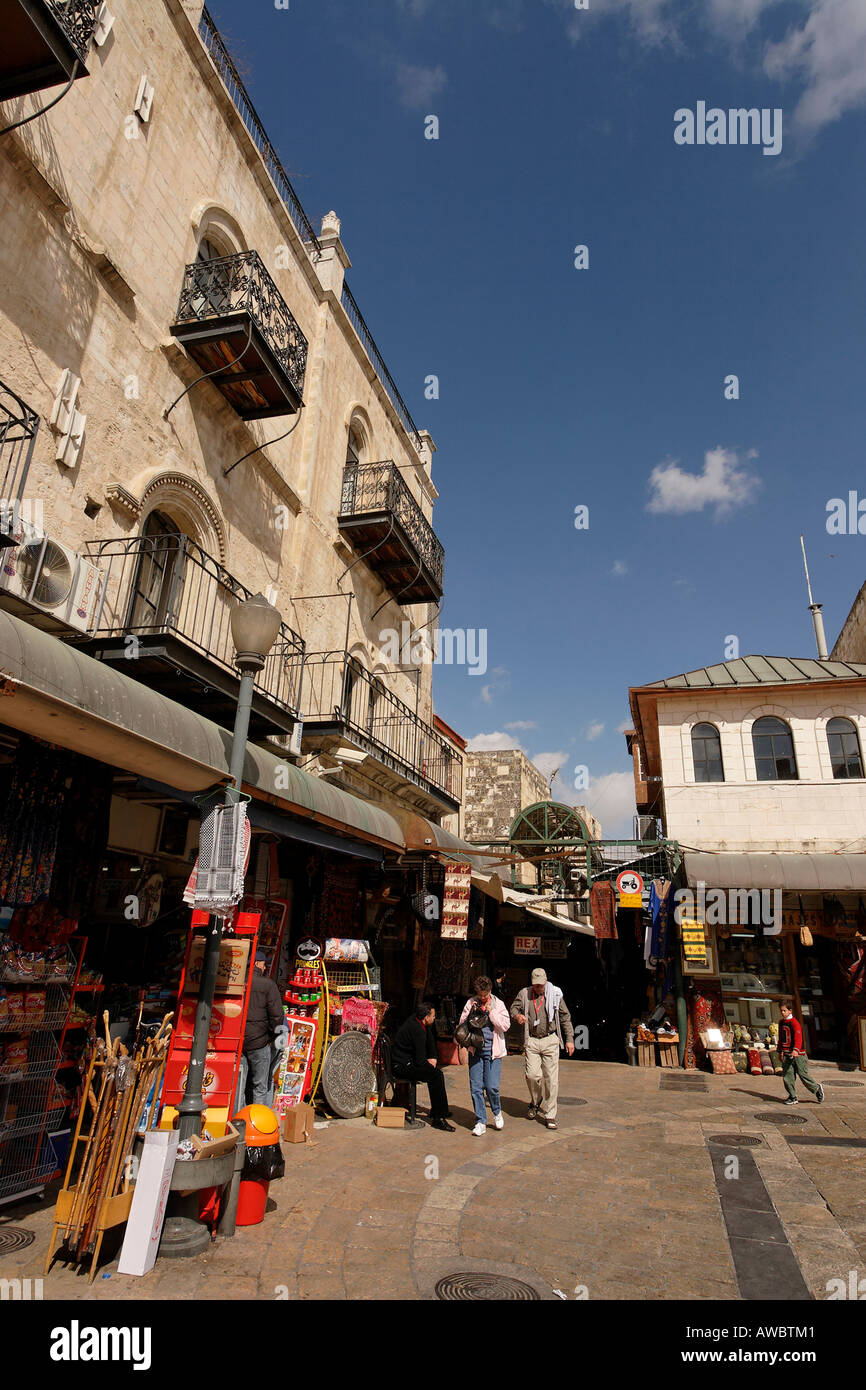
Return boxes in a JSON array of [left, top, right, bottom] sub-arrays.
[[616, 871, 644, 908]]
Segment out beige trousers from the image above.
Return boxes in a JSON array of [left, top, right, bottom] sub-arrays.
[[524, 1033, 560, 1118]]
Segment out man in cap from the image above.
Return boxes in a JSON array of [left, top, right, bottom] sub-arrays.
[[510, 967, 575, 1129], [241, 949, 285, 1106]]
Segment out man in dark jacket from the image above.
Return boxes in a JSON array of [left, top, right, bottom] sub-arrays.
[[392, 1002, 455, 1131], [242, 949, 285, 1106]]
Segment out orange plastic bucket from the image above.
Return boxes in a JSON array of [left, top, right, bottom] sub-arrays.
[[236, 1177, 269, 1226]]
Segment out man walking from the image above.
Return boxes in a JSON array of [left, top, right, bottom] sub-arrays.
[[779, 1003, 824, 1106], [242, 949, 285, 1106], [511, 968, 574, 1129]]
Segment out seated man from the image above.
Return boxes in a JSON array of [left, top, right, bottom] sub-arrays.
[[392, 1001, 455, 1131]]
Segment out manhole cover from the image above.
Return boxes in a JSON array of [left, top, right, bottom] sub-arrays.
[[754, 1112, 808, 1125], [707, 1134, 763, 1147], [823, 1080, 864, 1088], [0, 1227, 35, 1252], [435, 1273, 541, 1301], [557, 1097, 587, 1106]]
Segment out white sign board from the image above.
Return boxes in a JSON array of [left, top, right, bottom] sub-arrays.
[[117, 1129, 179, 1277]]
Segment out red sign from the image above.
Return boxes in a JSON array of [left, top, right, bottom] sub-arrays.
[[514, 935, 542, 955]]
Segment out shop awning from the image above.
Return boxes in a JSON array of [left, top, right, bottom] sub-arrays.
[[683, 851, 866, 893], [0, 607, 403, 854], [393, 811, 505, 900], [501, 887, 595, 937]]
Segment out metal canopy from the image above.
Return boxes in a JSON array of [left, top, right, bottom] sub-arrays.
[[683, 851, 866, 892]]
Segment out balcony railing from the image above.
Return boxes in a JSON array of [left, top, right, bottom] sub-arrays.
[[198, 8, 321, 254], [0, 1, 97, 101], [303, 652, 462, 807], [340, 460, 444, 603], [0, 380, 39, 548], [85, 533, 305, 723], [341, 285, 423, 454], [171, 251, 308, 419]]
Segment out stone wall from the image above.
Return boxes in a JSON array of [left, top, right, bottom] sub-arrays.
[[831, 581, 866, 663]]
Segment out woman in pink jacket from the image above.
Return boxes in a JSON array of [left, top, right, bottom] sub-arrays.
[[459, 975, 511, 1136]]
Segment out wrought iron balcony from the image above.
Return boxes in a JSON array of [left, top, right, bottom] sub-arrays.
[[0, 1, 98, 102], [0, 379, 39, 549], [302, 652, 462, 810], [339, 461, 444, 604], [83, 533, 305, 738], [170, 251, 308, 420]]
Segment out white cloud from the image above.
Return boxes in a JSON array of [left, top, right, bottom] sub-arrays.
[[466, 731, 524, 752], [585, 722, 605, 742], [480, 666, 509, 705], [531, 750, 568, 782], [505, 720, 537, 731], [646, 446, 761, 518], [395, 62, 447, 109], [764, 0, 866, 134], [583, 770, 637, 838], [611, 559, 628, 577], [617, 720, 632, 734]]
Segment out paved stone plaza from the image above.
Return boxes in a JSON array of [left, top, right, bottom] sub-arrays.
[[3, 1058, 865, 1302]]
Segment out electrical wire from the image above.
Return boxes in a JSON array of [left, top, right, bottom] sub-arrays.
[[222, 402, 305, 476], [0, 62, 81, 138], [163, 318, 253, 419]]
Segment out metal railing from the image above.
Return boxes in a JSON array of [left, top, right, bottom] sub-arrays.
[[45, 0, 99, 62], [85, 534, 305, 716], [0, 380, 39, 541], [341, 285, 423, 453], [340, 460, 444, 593], [198, 7, 321, 253], [303, 652, 462, 804], [173, 250, 308, 401]]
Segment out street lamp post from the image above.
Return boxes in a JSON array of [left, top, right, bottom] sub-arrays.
[[176, 593, 282, 1146]]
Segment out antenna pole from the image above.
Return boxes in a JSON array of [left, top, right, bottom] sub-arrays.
[[800, 535, 829, 660]]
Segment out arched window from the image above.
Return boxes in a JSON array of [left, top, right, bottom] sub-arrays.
[[130, 510, 186, 632], [346, 423, 365, 467], [752, 716, 798, 781], [691, 723, 724, 782], [826, 717, 864, 779]]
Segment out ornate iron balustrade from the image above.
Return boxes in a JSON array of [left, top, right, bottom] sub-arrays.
[[85, 533, 305, 716], [45, 0, 99, 63], [303, 652, 462, 805], [341, 285, 423, 453], [198, 8, 321, 254], [340, 460, 444, 594], [173, 251, 308, 404], [0, 380, 39, 545]]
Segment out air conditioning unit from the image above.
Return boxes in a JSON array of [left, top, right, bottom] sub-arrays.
[[0, 526, 103, 634], [635, 814, 659, 841]]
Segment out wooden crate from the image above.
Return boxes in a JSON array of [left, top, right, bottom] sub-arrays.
[[637, 1040, 656, 1067]]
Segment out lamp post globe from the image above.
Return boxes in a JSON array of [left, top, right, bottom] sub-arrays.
[[230, 592, 282, 672]]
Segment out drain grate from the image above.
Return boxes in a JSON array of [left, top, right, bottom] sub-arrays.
[[557, 1097, 587, 1106], [823, 1080, 864, 1088], [754, 1112, 807, 1125], [707, 1134, 763, 1147], [435, 1273, 541, 1301], [0, 1227, 35, 1253]]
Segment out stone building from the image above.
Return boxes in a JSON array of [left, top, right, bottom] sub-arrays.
[[0, 0, 459, 825], [832, 580, 866, 664]]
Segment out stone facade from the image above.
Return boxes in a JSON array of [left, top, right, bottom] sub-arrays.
[[0, 0, 458, 822], [831, 580, 866, 663], [645, 684, 866, 853]]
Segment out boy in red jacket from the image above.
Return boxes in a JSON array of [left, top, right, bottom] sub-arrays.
[[779, 1004, 824, 1106]]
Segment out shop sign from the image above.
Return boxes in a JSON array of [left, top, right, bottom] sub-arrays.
[[441, 860, 471, 939], [541, 938, 568, 959], [616, 870, 644, 909], [514, 935, 542, 955], [296, 937, 322, 961], [680, 917, 707, 965], [781, 908, 824, 934]]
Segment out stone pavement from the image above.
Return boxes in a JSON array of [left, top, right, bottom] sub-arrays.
[[3, 1057, 865, 1301]]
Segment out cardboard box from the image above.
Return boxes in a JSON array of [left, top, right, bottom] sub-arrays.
[[280, 1102, 313, 1144], [191, 1121, 239, 1159], [375, 1106, 406, 1129], [186, 938, 250, 996]]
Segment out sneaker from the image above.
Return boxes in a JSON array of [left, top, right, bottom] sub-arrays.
[[526, 1106, 538, 1120], [492, 1112, 504, 1130], [472, 1122, 487, 1137], [545, 1119, 558, 1130], [815, 1084, 824, 1104], [784, 1097, 799, 1106]]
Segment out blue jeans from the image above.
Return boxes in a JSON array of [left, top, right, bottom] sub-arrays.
[[469, 1052, 502, 1124], [244, 1044, 275, 1107]]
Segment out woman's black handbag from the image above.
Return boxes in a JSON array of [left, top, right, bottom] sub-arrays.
[[455, 1007, 487, 1051]]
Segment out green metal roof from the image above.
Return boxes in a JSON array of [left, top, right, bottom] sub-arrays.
[[645, 655, 866, 690]]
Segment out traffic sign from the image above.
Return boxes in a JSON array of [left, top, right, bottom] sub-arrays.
[[616, 871, 644, 897]]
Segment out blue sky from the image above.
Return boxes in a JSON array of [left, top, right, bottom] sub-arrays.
[[208, 0, 866, 833]]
